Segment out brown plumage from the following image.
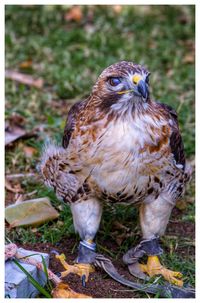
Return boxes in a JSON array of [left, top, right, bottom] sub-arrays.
[[41, 61, 191, 287]]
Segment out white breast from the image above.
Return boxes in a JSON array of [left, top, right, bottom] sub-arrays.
[[90, 109, 169, 196]]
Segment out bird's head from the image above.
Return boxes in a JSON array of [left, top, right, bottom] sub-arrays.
[[91, 61, 150, 111]]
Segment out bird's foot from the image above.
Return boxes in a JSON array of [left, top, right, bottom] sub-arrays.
[[52, 282, 92, 298], [55, 253, 94, 285], [139, 255, 183, 287]]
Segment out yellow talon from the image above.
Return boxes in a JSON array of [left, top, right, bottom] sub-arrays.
[[56, 253, 94, 282], [139, 256, 183, 287]]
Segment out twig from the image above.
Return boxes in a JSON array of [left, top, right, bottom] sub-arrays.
[[5, 70, 44, 89], [6, 173, 36, 180]]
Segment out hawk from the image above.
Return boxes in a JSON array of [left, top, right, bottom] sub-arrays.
[[41, 61, 191, 288]]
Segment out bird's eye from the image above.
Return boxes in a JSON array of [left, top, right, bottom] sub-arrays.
[[108, 77, 121, 86]]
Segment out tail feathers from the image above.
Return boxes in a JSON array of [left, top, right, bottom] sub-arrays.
[[40, 143, 80, 202]]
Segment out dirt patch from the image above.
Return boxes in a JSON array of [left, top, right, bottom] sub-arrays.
[[167, 221, 195, 238], [5, 190, 17, 207], [19, 220, 195, 299], [6, 196, 195, 298], [21, 239, 143, 298]]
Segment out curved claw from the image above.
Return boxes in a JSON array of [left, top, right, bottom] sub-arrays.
[[55, 253, 94, 282], [51, 249, 60, 256], [94, 254, 195, 298], [82, 274, 86, 287], [139, 256, 183, 287]]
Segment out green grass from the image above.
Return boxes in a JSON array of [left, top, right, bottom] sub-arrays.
[[5, 5, 195, 296]]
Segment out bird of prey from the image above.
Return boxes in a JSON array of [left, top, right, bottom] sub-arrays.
[[41, 61, 191, 288]]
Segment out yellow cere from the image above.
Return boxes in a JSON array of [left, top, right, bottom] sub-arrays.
[[132, 74, 141, 85]]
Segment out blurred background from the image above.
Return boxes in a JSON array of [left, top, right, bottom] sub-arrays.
[[5, 5, 195, 297]]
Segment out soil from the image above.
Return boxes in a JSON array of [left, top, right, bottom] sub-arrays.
[[21, 239, 144, 298], [6, 192, 195, 298], [19, 208, 194, 299]]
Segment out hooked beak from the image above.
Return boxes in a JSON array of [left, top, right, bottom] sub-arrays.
[[132, 75, 149, 100], [117, 76, 149, 99], [137, 79, 149, 100]]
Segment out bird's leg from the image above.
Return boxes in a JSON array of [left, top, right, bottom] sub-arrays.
[[124, 194, 183, 286], [55, 240, 96, 284], [124, 236, 184, 287], [139, 255, 183, 287], [56, 198, 102, 285], [139, 195, 183, 286]]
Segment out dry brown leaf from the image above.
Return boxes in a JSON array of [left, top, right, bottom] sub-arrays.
[[5, 125, 36, 146], [52, 283, 91, 298], [183, 54, 195, 64], [113, 5, 123, 14], [5, 115, 36, 146], [64, 6, 83, 22], [166, 69, 174, 77], [5, 179, 23, 194], [23, 146, 37, 158], [5, 70, 43, 88], [19, 60, 33, 69], [8, 112, 26, 126], [31, 227, 38, 233], [5, 125, 27, 146]]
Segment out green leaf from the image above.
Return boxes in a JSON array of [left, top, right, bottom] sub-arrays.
[[13, 259, 52, 298]]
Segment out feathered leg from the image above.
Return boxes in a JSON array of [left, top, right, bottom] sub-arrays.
[[138, 193, 183, 286], [40, 144, 102, 286], [123, 193, 183, 286], [56, 198, 102, 285]]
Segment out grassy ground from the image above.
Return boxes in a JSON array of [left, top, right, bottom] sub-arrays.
[[5, 5, 195, 298]]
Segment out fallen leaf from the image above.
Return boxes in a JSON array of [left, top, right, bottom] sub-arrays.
[[5, 125, 36, 146], [166, 69, 174, 77], [5, 126, 27, 146], [5, 69, 43, 88], [23, 146, 37, 158], [113, 5, 123, 14], [8, 112, 26, 126], [5, 197, 59, 227], [19, 60, 33, 69], [64, 6, 83, 22], [31, 227, 38, 233], [183, 54, 195, 64], [5, 179, 23, 194], [5, 116, 36, 146], [52, 283, 91, 298]]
